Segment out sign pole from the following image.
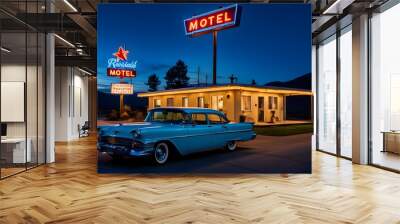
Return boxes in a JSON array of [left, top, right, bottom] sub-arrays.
[[212, 30, 217, 85], [120, 77, 124, 114], [120, 94, 124, 114], [184, 4, 240, 85]]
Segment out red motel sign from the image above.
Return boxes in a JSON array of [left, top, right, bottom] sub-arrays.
[[184, 4, 240, 36], [107, 68, 136, 78]]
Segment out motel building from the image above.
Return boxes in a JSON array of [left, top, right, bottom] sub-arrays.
[[138, 84, 312, 125]]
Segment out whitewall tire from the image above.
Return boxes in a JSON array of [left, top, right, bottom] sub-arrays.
[[226, 141, 237, 151], [154, 142, 169, 164]]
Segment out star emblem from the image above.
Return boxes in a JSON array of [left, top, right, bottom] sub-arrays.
[[113, 47, 129, 61]]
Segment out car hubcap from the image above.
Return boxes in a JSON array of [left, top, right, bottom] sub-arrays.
[[155, 143, 168, 163], [227, 141, 236, 151]]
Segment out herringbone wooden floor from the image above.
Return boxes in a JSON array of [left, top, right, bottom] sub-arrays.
[[1, 136, 400, 224]]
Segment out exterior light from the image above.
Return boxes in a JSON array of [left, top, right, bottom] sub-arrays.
[[63, 0, 78, 12], [54, 34, 75, 48], [77, 67, 93, 76], [1, 47, 11, 53], [322, 0, 354, 15]]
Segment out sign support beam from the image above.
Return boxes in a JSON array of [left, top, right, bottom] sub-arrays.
[[184, 4, 241, 86], [213, 31, 217, 85], [120, 94, 124, 114]]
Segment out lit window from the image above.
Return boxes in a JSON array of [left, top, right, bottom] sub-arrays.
[[167, 98, 174, 107], [241, 96, 251, 111], [268, 96, 278, 110], [197, 97, 205, 108], [182, 97, 189, 107], [211, 96, 223, 111], [154, 99, 161, 108]]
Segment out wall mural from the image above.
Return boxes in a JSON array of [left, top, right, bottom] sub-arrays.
[[97, 3, 312, 173]]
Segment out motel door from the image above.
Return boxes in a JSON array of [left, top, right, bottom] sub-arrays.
[[258, 97, 265, 122]]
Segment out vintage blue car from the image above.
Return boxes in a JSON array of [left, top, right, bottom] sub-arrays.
[[97, 107, 256, 164]]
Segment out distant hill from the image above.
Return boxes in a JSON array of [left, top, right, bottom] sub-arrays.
[[265, 73, 311, 90], [265, 73, 312, 120]]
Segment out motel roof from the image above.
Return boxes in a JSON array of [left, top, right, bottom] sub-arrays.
[[151, 107, 227, 114], [138, 84, 313, 97]]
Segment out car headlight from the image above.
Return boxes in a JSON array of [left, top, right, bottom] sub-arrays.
[[131, 141, 143, 149]]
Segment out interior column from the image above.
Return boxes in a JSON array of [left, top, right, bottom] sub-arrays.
[[352, 14, 369, 164]]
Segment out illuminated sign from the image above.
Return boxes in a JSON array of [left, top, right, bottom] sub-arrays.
[[107, 46, 138, 78], [184, 4, 240, 36], [107, 68, 136, 77], [111, 83, 134, 95]]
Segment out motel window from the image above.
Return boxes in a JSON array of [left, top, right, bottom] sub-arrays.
[[268, 96, 278, 110], [197, 97, 205, 108], [154, 99, 161, 108], [167, 98, 174, 107], [182, 97, 189, 107], [241, 96, 251, 111], [211, 96, 224, 111]]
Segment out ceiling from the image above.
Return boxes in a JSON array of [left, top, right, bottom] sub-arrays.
[[0, 0, 390, 75]]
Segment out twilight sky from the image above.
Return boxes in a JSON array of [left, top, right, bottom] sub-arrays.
[[97, 3, 311, 92]]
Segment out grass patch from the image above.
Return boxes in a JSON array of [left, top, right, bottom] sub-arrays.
[[254, 124, 313, 136]]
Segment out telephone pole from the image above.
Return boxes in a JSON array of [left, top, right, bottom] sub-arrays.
[[229, 74, 238, 84], [197, 66, 200, 86]]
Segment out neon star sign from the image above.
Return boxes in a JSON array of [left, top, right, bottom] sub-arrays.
[[113, 47, 129, 61], [107, 46, 137, 78], [184, 4, 241, 36]]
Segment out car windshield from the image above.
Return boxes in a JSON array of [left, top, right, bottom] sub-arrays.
[[145, 109, 189, 123]]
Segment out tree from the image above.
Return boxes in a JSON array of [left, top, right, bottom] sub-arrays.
[[145, 74, 161, 92], [251, 79, 257, 85], [164, 60, 189, 89]]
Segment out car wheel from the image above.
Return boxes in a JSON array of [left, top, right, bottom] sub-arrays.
[[226, 141, 237, 151], [154, 142, 169, 164]]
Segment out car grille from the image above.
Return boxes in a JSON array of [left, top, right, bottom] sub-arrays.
[[100, 137, 131, 147]]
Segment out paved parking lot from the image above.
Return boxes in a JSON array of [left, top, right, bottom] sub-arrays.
[[98, 133, 311, 174]]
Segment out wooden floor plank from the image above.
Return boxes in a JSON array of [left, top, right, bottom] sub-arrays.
[[0, 136, 399, 223]]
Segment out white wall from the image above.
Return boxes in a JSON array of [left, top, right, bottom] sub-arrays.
[[55, 67, 89, 141], [1, 64, 27, 139], [1, 63, 46, 164]]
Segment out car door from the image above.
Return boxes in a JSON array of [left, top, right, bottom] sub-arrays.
[[181, 113, 212, 154], [206, 113, 228, 149]]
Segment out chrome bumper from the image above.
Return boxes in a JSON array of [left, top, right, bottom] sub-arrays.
[[97, 143, 153, 157]]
